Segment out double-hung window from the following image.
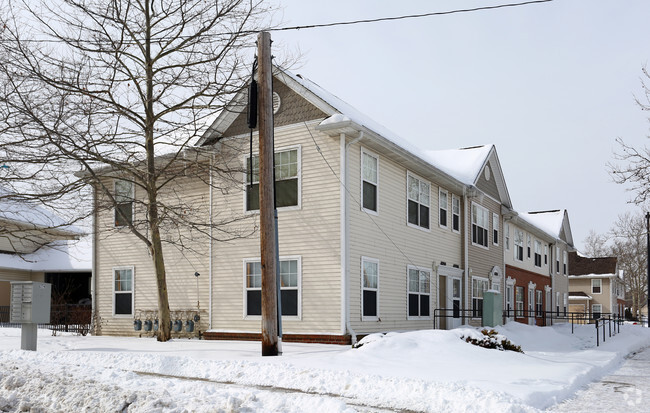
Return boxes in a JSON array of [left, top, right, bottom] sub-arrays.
[[505, 223, 510, 250], [516, 286, 524, 317], [452, 195, 460, 233], [114, 180, 134, 227], [492, 213, 499, 245], [246, 148, 299, 211], [591, 279, 602, 294], [113, 267, 134, 316], [245, 257, 300, 317], [528, 287, 535, 316], [472, 277, 489, 318], [439, 189, 448, 228], [544, 245, 548, 265], [362, 257, 379, 319], [407, 174, 430, 229], [408, 267, 431, 318], [536, 290, 543, 317], [514, 229, 524, 261], [471, 204, 489, 248], [556, 247, 560, 273], [534, 240, 542, 267], [362, 150, 378, 213], [527, 235, 532, 259], [563, 251, 568, 275]]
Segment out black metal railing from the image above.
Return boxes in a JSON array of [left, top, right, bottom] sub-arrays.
[[0, 304, 92, 335]]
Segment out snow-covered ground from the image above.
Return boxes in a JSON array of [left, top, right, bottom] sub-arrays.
[[0, 322, 649, 412]]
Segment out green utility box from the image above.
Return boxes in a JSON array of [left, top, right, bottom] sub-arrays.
[[482, 290, 503, 327]]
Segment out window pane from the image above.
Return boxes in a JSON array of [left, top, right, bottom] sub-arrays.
[[363, 261, 377, 288], [246, 183, 260, 211], [362, 153, 377, 184], [408, 294, 419, 317], [420, 271, 430, 293], [439, 208, 447, 227], [275, 179, 298, 207], [408, 176, 419, 201], [363, 290, 377, 317], [115, 293, 132, 315], [408, 200, 418, 225], [420, 182, 430, 206], [363, 181, 377, 211], [281, 290, 298, 316], [420, 295, 430, 316], [247, 290, 262, 316], [409, 269, 419, 292], [420, 205, 430, 229], [115, 180, 132, 202], [115, 202, 133, 227]]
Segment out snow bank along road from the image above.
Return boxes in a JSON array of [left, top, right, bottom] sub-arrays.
[[1, 323, 649, 412]]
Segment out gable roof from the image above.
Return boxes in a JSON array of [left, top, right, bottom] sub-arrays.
[[522, 209, 574, 247], [198, 66, 469, 193], [425, 145, 512, 207], [568, 251, 617, 276]]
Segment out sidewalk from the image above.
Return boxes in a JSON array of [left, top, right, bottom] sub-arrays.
[[549, 345, 650, 412]]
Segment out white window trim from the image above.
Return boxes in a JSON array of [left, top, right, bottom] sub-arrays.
[[439, 188, 449, 229], [242, 255, 302, 320], [406, 171, 431, 232], [451, 195, 461, 234], [471, 277, 489, 319], [534, 239, 542, 268], [407, 265, 432, 321], [591, 278, 602, 295], [114, 179, 134, 228], [361, 148, 379, 216], [242, 145, 302, 214], [471, 202, 490, 250], [492, 213, 499, 246], [361, 256, 380, 321], [514, 229, 524, 261], [112, 266, 134, 318]]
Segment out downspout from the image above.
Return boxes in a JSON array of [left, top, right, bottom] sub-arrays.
[[550, 242, 555, 315], [208, 154, 214, 329], [463, 188, 470, 325], [341, 131, 363, 344], [90, 183, 98, 334]]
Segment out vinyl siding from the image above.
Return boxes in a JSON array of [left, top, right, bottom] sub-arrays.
[[95, 177, 211, 336], [210, 121, 342, 334], [347, 142, 463, 334]]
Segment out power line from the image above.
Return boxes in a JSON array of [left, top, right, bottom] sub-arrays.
[[269, 0, 554, 32], [0, 0, 554, 44]]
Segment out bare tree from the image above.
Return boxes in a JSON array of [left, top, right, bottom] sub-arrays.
[[582, 229, 610, 258], [0, 0, 276, 341], [609, 212, 647, 319]]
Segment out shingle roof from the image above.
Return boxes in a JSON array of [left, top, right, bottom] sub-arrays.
[[568, 251, 617, 276]]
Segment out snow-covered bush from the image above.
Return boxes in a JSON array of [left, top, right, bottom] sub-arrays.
[[460, 329, 523, 353]]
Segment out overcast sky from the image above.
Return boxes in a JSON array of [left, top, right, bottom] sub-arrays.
[[268, 0, 650, 252]]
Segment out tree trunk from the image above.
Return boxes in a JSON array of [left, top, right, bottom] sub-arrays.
[[150, 219, 171, 342]]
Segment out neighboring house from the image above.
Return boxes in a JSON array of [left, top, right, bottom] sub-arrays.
[[90, 67, 576, 343], [0, 191, 90, 309], [501, 210, 574, 326], [568, 252, 625, 319]]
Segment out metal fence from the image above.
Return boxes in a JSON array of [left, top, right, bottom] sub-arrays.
[[0, 304, 92, 335]]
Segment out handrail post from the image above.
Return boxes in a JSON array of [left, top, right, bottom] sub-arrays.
[[596, 318, 599, 346]]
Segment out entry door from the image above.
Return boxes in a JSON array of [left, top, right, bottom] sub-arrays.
[[447, 277, 462, 329]]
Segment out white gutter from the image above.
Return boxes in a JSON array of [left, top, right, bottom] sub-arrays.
[[208, 154, 214, 329], [341, 131, 363, 344]]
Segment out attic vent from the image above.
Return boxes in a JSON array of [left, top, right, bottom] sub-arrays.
[[484, 166, 491, 181], [273, 92, 281, 114]]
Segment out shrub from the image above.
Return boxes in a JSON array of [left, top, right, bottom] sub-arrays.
[[461, 329, 523, 353]]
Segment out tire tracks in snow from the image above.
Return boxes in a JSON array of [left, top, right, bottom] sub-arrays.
[[133, 370, 422, 413]]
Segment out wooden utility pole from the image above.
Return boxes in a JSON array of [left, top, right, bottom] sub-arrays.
[[257, 31, 279, 355]]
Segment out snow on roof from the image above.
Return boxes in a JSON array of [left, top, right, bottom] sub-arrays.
[[0, 236, 91, 272], [0, 187, 82, 234], [279, 69, 430, 164], [518, 210, 565, 239], [424, 145, 493, 185]]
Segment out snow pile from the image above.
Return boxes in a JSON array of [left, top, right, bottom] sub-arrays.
[[1, 322, 649, 412]]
